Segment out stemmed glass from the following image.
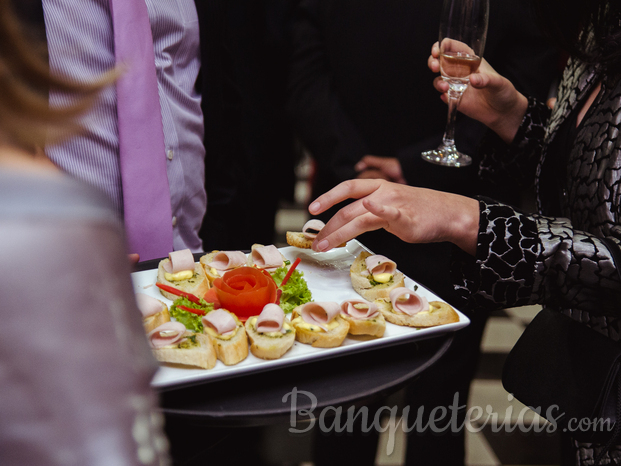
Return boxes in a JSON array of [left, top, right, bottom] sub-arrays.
[[421, 0, 489, 167]]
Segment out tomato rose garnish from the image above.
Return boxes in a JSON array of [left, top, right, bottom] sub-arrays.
[[212, 267, 278, 321]]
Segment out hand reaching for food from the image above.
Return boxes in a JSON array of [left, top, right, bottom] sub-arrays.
[[308, 179, 479, 255]]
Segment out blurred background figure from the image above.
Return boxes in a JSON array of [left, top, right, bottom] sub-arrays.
[[287, 0, 560, 464], [202, 0, 301, 251], [0, 0, 170, 464]]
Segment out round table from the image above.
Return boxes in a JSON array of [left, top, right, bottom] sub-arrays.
[[158, 333, 453, 427]]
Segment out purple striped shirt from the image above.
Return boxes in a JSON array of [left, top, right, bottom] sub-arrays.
[[42, 0, 206, 253]]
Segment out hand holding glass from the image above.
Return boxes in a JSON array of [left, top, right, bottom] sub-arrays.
[[422, 0, 489, 167]]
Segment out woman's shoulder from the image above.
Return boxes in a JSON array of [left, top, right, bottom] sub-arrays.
[[0, 170, 120, 227]]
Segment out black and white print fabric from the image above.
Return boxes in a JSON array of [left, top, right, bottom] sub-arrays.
[[452, 51, 621, 465]]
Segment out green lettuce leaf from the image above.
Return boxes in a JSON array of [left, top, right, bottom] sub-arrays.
[[169, 297, 214, 332], [271, 266, 313, 314]]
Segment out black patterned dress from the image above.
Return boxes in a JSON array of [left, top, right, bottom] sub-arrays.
[[453, 56, 621, 464]]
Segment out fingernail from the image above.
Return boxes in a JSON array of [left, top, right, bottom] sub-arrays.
[[316, 239, 329, 252], [309, 201, 320, 213]]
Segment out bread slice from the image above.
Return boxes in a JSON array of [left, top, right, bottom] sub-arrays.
[[143, 307, 171, 334], [199, 250, 248, 283], [245, 316, 296, 359], [203, 314, 249, 365], [286, 231, 314, 249], [340, 312, 386, 337], [375, 298, 459, 328], [286, 231, 346, 249], [157, 259, 210, 301], [151, 333, 217, 369], [291, 313, 350, 348], [350, 251, 405, 301]]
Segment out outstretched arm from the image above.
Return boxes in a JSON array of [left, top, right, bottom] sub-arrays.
[[309, 179, 479, 255]]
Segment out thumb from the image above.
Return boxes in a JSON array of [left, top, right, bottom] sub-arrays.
[[469, 72, 489, 88], [470, 71, 505, 91]]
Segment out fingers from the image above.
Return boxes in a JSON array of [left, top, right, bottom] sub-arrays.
[[433, 76, 449, 93], [428, 54, 440, 74], [308, 179, 382, 216], [355, 154, 382, 172], [428, 42, 441, 73], [363, 198, 401, 222], [313, 208, 386, 252], [311, 196, 403, 252], [357, 169, 390, 181]]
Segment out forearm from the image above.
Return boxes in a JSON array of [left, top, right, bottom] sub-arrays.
[[452, 199, 621, 314], [478, 97, 550, 189]]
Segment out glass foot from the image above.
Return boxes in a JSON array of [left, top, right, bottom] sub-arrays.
[[421, 145, 472, 167]]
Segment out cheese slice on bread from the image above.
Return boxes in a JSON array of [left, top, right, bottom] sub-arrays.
[[350, 251, 405, 301], [199, 250, 248, 283], [375, 288, 459, 328], [291, 302, 349, 348], [149, 322, 217, 370], [156, 249, 210, 301], [245, 304, 296, 359], [136, 293, 171, 333], [339, 299, 385, 337], [202, 309, 249, 365]]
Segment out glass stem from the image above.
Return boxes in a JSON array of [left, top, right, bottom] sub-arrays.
[[442, 86, 465, 148]]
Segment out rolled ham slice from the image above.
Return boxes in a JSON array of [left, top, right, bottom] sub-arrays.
[[389, 287, 429, 316], [207, 251, 247, 272], [148, 322, 187, 348], [202, 309, 237, 336], [251, 245, 283, 270], [255, 303, 285, 333], [363, 255, 397, 277], [163, 248, 195, 274], [302, 219, 325, 240], [340, 299, 379, 320], [136, 293, 165, 317], [300, 302, 341, 331]]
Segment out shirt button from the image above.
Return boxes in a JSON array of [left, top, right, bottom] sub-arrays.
[[172, 216, 177, 227], [166, 149, 174, 161]]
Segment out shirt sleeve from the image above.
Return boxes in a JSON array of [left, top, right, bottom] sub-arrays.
[[452, 197, 621, 316], [477, 97, 551, 190]]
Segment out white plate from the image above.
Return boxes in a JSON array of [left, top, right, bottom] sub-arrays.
[[131, 240, 470, 390]]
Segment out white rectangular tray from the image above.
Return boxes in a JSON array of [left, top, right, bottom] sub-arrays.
[[131, 240, 470, 390]]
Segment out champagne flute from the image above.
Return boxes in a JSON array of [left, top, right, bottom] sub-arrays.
[[421, 0, 489, 167]]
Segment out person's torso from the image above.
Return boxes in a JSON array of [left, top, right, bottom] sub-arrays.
[[41, 0, 206, 251], [539, 58, 621, 240]]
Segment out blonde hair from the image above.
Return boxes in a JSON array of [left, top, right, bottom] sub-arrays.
[[0, 0, 115, 149]]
